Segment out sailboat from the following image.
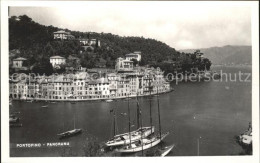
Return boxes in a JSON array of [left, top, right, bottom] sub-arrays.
[[105, 93, 154, 147], [57, 110, 82, 139], [115, 77, 169, 153]]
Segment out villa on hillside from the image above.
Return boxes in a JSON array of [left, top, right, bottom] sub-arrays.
[[12, 57, 27, 70], [194, 50, 204, 58], [125, 51, 142, 62], [50, 56, 66, 68], [79, 38, 101, 47], [53, 30, 75, 40], [115, 57, 134, 72]]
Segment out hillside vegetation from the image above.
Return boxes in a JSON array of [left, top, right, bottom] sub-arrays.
[[9, 15, 177, 68], [9, 15, 212, 75]]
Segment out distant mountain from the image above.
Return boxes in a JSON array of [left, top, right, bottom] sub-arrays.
[[179, 45, 252, 65]]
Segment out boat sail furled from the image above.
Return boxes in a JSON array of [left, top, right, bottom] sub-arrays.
[[105, 126, 155, 147], [115, 132, 169, 153], [115, 74, 170, 153], [106, 93, 155, 147]]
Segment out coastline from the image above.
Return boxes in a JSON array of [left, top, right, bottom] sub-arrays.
[[11, 88, 174, 102]]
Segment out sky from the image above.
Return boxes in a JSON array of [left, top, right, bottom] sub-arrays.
[[9, 2, 252, 50]]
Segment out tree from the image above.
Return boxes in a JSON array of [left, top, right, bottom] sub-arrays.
[[31, 58, 53, 75]]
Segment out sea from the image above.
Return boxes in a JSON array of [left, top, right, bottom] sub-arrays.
[[9, 65, 252, 156]]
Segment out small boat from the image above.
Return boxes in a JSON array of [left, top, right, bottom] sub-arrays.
[[160, 144, 175, 156], [239, 133, 252, 145], [70, 102, 76, 104], [50, 101, 57, 104], [10, 123, 23, 127], [106, 126, 155, 147], [12, 111, 20, 114], [57, 129, 82, 139], [115, 132, 169, 153], [238, 124, 252, 146], [41, 105, 48, 108], [26, 100, 33, 103], [9, 116, 20, 123], [106, 99, 113, 103]]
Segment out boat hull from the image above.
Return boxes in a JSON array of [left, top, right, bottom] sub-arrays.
[[106, 126, 155, 147], [115, 132, 169, 153], [58, 129, 82, 139], [160, 144, 175, 156]]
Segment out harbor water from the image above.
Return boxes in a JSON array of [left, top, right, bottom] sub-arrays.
[[10, 66, 252, 156]]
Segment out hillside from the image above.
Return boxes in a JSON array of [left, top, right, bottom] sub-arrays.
[[9, 15, 177, 68], [180, 45, 252, 65]]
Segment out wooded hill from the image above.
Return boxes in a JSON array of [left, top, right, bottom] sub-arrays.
[[9, 15, 177, 68]]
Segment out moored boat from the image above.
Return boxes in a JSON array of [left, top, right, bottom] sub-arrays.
[[57, 129, 82, 139], [115, 132, 169, 153], [41, 105, 48, 108], [9, 116, 20, 123], [238, 122, 252, 146], [105, 126, 155, 147], [106, 99, 113, 103], [160, 144, 175, 156]]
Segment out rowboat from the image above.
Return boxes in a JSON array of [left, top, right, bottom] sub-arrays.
[[115, 132, 169, 153], [160, 144, 175, 156], [9, 116, 20, 123], [106, 126, 155, 147], [106, 99, 113, 103]]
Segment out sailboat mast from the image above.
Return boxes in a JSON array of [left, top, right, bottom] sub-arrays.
[[128, 93, 132, 145], [157, 86, 162, 140], [113, 107, 116, 136], [136, 92, 140, 129], [74, 112, 75, 129], [139, 96, 144, 156], [149, 77, 153, 136]]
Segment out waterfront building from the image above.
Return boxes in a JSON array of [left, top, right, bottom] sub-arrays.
[[50, 56, 66, 68], [53, 30, 75, 40], [9, 80, 28, 99], [9, 67, 171, 101], [116, 76, 130, 97], [12, 57, 27, 68], [125, 51, 142, 62], [115, 57, 134, 72], [107, 73, 118, 97]]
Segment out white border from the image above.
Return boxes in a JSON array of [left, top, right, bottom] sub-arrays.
[[1, 1, 259, 163]]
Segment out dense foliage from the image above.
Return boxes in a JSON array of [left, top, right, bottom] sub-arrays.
[[9, 15, 211, 75]]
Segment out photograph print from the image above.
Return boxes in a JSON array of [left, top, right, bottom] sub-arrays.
[[2, 1, 258, 160]]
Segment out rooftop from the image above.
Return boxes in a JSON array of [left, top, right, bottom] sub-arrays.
[[13, 57, 27, 61], [50, 56, 65, 59], [53, 30, 70, 34]]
